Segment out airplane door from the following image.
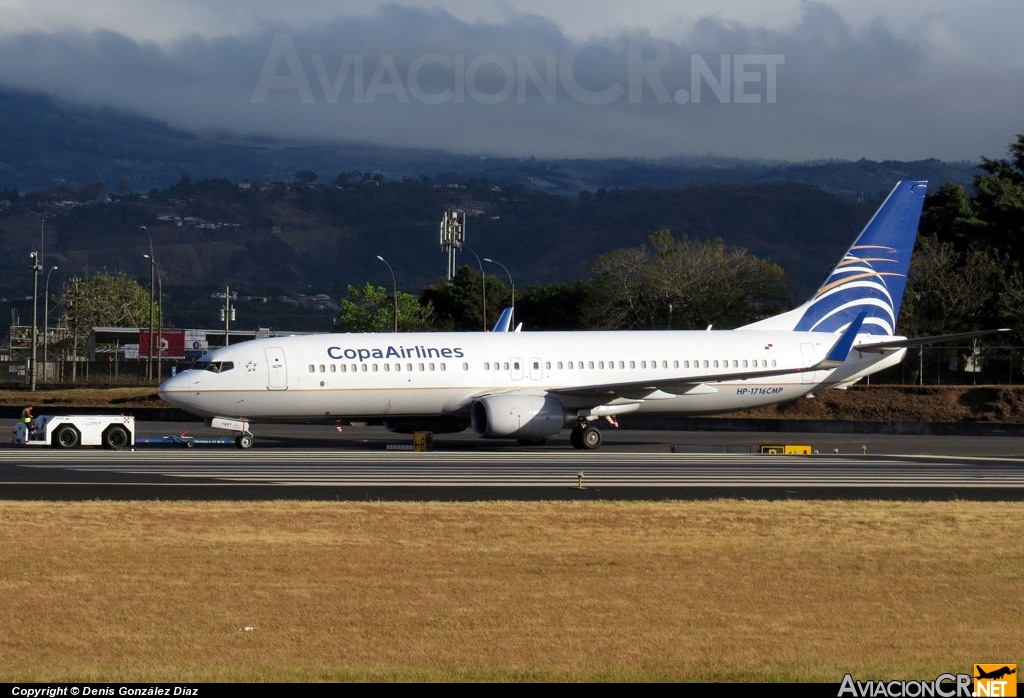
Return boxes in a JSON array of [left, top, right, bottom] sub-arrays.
[[800, 343, 816, 383], [510, 357, 524, 381], [264, 347, 288, 390]]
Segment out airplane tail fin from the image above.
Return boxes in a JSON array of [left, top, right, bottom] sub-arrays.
[[739, 180, 927, 335]]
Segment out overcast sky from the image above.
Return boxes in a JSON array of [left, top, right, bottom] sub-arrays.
[[0, 0, 1021, 162]]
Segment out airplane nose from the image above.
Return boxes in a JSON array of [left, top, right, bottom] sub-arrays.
[[157, 372, 191, 406]]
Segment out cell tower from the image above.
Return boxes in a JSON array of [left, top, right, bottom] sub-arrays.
[[440, 209, 465, 281]]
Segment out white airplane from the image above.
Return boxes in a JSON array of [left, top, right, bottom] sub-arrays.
[[157, 180, 1006, 449]]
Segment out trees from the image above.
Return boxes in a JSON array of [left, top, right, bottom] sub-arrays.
[[583, 230, 789, 330], [900, 234, 1005, 337], [56, 273, 156, 331], [917, 132, 1024, 343], [334, 282, 434, 332], [294, 169, 319, 186], [420, 265, 509, 331], [50, 273, 156, 363]]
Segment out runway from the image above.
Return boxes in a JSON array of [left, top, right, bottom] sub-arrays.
[[2, 422, 1023, 501]]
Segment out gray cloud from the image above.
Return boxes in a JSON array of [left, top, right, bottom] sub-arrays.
[[0, 2, 1020, 162]]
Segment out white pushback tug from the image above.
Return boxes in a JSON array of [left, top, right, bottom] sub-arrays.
[[12, 414, 136, 449]]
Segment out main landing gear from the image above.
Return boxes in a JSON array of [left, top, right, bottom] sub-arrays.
[[569, 424, 602, 450]]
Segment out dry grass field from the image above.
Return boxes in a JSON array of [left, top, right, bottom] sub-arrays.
[[1, 500, 1021, 683], [2, 385, 1021, 682]]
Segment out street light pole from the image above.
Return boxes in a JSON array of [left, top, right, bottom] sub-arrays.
[[144, 254, 162, 378], [376, 255, 398, 332], [43, 265, 58, 383], [142, 226, 154, 381], [463, 246, 486, 331], [157, 264, 163, 378], [29, 251, 42, 391], [483, 257, 514, 329], [144, 253, 155, 381]]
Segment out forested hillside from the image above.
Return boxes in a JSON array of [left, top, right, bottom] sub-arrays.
[[0, 177, 877, 310]]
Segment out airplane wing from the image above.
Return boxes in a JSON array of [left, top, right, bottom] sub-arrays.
[[552, 313, 869, 401], [854, 328, 1011, 353]]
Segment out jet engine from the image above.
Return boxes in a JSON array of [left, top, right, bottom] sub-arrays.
[[470, 394, 570, 440]]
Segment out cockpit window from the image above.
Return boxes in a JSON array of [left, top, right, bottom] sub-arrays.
[[191, 360, 235, 374]]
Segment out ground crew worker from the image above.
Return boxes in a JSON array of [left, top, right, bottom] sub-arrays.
[[21, 405, 34, 434]]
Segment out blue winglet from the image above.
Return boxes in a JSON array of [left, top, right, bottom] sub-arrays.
[[820, 311, 869, 367], [491, 307, 514, 332]]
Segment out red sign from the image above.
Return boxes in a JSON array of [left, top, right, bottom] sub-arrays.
[[138, 328, 186, 360]]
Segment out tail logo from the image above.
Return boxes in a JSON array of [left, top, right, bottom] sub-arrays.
[[796, 243, 904, 335], [794, 180, 926, 336]]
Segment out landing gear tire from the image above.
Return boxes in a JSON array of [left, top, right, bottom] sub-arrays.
[[570, 426, 602, 450], [235, 433, 254, 449]]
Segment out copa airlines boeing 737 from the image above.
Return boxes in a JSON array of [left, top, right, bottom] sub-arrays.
[[157, 180, 1005, 449]]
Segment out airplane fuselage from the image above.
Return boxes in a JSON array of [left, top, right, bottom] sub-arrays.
[[158, 329, 905, 425]]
